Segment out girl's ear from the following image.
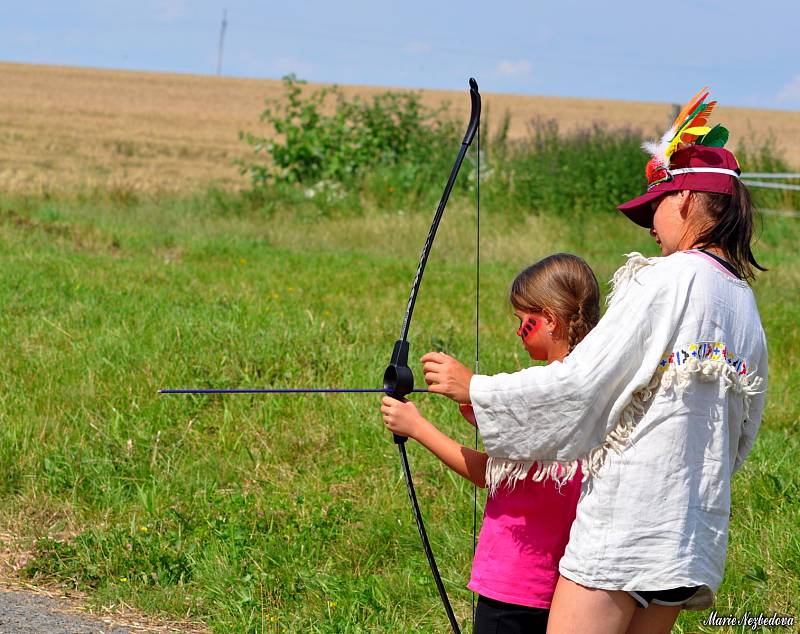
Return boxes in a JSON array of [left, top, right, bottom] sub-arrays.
[[541, 308, 559, 337]]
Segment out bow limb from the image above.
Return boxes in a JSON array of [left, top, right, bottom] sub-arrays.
[[384, 77, 480, 401], [383, 78, 481, 634]]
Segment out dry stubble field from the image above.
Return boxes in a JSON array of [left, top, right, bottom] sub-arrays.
[[1, 61, 799, 194]]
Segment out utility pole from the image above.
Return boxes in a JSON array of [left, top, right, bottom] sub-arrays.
[[216, 8, 227, 76]]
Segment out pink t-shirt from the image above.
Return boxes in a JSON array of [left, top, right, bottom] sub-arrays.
[[468, 469, 581, 608]]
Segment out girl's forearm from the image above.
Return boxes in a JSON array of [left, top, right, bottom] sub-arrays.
[[413, 420, 487, 488]]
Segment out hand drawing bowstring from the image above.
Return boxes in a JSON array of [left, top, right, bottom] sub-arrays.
[[162, 78, 482, 634]]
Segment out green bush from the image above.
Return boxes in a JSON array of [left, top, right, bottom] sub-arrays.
[[239, 75, 461, 191], [239, 78, 798, 221]]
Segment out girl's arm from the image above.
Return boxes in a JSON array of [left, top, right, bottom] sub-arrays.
[[381, 397, 487, 488], [459, 403, 478, 426]]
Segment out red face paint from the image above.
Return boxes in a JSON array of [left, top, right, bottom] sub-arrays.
[[516, 315, 541, 344]]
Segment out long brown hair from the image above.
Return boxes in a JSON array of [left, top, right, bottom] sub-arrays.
[[691, 179, 767, 282], [510, 253, 600, 353]]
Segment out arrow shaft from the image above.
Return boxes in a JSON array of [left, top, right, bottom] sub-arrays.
[[159, 388, 429, 394]]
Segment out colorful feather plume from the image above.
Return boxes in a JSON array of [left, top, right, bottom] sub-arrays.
[[642, 87, 729, 173]]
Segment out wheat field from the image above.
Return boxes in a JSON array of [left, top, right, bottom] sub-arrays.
[[2, 61, 799, 194]]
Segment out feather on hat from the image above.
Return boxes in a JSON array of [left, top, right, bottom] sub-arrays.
[[617, 88, 740, 228], [641, 87, 731, 187]]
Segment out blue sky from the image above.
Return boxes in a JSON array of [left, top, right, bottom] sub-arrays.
[[3, 1, 799, 109]]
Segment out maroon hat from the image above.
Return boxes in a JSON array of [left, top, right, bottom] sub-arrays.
[[618, 145, 741, 228]]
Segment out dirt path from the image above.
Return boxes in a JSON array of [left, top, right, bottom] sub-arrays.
[[0, 581, 206, 634], [0, 533, 207, 634], [0, 590, 131, 633]]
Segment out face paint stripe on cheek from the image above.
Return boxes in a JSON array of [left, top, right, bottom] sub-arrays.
[[516, 316, 542, 343]]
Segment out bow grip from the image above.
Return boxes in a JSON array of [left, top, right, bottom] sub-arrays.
[[383, 339, 415, 444]]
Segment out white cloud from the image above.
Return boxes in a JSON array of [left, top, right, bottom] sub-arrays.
[[404, 41, 432, 54], [497, 59, 531, 77], [776, 74, 800, 105]]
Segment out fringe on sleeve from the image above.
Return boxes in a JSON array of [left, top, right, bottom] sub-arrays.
[[485, 346, 765, 495]]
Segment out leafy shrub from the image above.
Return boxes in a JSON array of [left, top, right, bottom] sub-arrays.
[[239, 78, 798, 219], [240, 75, 460, 190]]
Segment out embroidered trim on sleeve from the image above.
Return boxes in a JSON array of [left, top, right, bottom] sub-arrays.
[[658, 341, 748, 376]]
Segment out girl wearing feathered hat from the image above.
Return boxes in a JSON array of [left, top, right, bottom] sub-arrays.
[[415, 88, 768, 633]]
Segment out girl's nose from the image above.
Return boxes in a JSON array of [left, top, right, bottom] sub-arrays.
[[649, 228, 657, 238]]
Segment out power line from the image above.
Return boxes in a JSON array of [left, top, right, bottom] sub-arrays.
[[216, 8, 227, 76]]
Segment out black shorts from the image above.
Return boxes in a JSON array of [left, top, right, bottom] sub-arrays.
[[627, 586, 701, 609], [473, 595, 549, 634]]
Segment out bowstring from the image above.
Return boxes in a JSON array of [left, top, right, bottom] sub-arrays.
[[471, 117, 480, 625]]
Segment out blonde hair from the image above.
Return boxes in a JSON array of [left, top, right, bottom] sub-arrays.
[[510, 253, 600, 354]]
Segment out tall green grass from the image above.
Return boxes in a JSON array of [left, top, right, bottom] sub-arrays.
[[0, 183, 797, 632]]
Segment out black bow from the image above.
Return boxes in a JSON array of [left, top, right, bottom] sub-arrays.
[[161, 78, 481, 632], [383, 77, 481, 634]]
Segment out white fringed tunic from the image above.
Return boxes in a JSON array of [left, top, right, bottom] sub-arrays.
[[470, 251, 768, 609]]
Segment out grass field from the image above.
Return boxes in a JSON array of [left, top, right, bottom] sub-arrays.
[[0, 187, 797, 632], [2, 62, 800, 194], [1, 61, 798, 632]]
